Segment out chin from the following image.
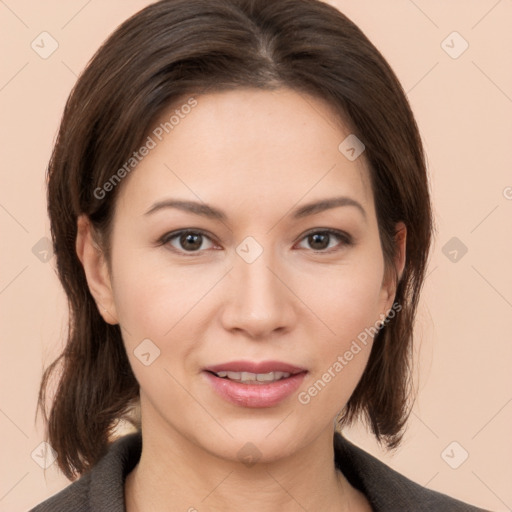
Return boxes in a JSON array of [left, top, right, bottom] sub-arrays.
[[191, 418, 317, 465]]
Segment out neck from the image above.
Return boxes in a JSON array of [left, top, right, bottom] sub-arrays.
[[124, 419, 363, 512]]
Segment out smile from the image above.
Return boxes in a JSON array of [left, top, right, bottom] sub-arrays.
[[212, 370, 291, 384]]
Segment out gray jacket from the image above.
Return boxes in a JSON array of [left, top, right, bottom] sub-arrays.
[[29, 431, 490, 511]]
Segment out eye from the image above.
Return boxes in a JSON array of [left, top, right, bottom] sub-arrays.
[[158, 228, 352, 255], [160, 230, 217, 254], [296, 229, 352, 252]]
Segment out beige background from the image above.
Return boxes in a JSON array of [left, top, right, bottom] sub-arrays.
[[1, 1, 511, 510]]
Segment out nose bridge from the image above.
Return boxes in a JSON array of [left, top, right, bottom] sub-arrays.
[[221, 238, 294, 336]]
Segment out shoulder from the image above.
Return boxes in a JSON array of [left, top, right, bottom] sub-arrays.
[[28, 432, 142, 512], [28, 473, 92, 512], [334, 432, 490, 512]]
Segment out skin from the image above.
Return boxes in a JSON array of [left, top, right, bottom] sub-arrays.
[[76, 87, 406, 511]]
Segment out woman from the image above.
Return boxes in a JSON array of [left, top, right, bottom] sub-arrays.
[[30, 0, 489, 510]]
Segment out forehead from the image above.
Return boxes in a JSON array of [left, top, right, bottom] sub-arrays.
[[115, 87, 374, 220]]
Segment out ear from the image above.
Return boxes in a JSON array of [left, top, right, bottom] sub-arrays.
[[380, 221, 407, 310], [76, 215, 119, 325]]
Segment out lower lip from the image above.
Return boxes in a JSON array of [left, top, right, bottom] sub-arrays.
[[203, 371, 307, 408]]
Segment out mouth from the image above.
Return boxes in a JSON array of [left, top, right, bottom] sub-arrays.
[[204, 360, 306, 383], [207, 370, 294, 384], [203, 360, 308, 407]]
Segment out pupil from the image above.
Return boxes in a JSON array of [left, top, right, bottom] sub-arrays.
[[181, 233, 202, 250], [310, 233, 328, 250]]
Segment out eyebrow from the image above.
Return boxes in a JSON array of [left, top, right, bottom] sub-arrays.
[[144, 196, 367, 221]]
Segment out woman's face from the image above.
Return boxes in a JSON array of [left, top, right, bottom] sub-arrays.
[[93, 87, 402, 462]]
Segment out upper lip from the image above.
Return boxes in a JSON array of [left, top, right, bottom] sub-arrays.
[[204, 360, 307, 375]]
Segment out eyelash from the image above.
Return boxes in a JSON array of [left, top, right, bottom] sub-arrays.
[[158, 228, 353, 256]]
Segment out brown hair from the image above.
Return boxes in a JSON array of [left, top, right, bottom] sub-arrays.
[[37, 0, 433, 480]]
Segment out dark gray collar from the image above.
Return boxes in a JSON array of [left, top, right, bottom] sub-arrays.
[[32, 430, 487, 511]]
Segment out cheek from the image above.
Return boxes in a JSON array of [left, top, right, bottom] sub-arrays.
[[109, 250, 227, 387], [109, 255, 204, 402], [293, 253, 386, 409], [296, 254, 387, 342], [110, 246, 215, 335]]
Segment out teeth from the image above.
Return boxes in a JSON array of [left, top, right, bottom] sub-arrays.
[[214, 371, 291, 383]]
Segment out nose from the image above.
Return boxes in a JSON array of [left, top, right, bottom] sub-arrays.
[[220, 247, 296, 340]]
